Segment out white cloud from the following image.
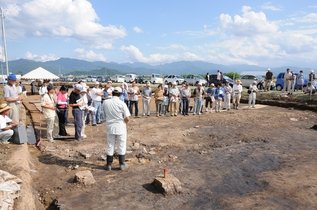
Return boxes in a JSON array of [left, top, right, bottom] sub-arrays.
[[3, 0, 126, 49], [293, 13, 317, 23], [25, 51, 58, 62], [73, 48, 106, 61], [309, 5, 317, 8], [219, 6, 279, 36], [120, 45, 201, 64], [261, 2, 282, 11], [157, 44, 188, 51], [133, 26, 143, 33]]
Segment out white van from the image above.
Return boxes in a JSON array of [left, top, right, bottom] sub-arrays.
[[125, 74, 137, 83], [111, 74, 125, 83], [151, 73, 163, 84]]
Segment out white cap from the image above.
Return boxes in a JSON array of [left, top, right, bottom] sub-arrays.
[[197, 82, 202, 86], [94, 81, 99, 85], [146, 81, 151, 86], [267, 68, 271, 71], [75, 84, 82, 90], [113, 87, 122, 93], [172, 81, 177, 85]]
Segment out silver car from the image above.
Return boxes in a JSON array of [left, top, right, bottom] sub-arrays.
[[184, 74, 206, 86]]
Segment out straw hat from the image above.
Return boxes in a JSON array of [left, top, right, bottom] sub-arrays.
[[236, 80, 241, 84], [0, 103, 10, 113]]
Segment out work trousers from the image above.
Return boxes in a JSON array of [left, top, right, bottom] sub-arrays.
[[81, 110, 88, 136], [224, 94, 231, 110], [265, 80, 271, 91], [7, 102, 20, 123], [169, 102, 177, 116], [182, 98, 190, 115], [57, 108, 67, 136], [215, 99, 222, 112], [232, 94, 241, 108], [72, 109, 83, 139], [129, 100, 139, 116], [46, 116, 59, 141], [248, 92, 256, 108], [142, 98, 151, 116], [156, 103, 162, 115], [106, 132, 127, 156], [0, 130, 14, 142], [193, 98, 203, 114], [92, 101, 102, 124]]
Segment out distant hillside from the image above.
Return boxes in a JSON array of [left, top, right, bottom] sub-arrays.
[[2, 58, 316, 77]]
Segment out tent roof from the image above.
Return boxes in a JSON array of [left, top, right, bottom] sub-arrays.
[[21, 67, 59, 80]]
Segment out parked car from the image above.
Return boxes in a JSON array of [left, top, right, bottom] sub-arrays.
[[111, 75, 125, 83], [239, 74, 275, 90], [135, 75, 146, 84], [125, 74, 137, 83], [151, 73, 163, 84], [184, 74, 207, 86], [87, 75, 97, 82], [208, 74, 233, 87], [164, 74, 184, 85], [275, 72, 308, 91]]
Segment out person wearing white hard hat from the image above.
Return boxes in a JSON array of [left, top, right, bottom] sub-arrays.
[[265, 68, 273, 92], [248, 81, 259, 108], [102, 87, 131, 171]]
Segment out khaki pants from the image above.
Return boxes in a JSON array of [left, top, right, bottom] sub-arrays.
[[170, 102, 177, 116], [265, 80, 271, 91], [232, 94, 241, 107], [7, 102, 20, 123], [46, 116, 59, 142]]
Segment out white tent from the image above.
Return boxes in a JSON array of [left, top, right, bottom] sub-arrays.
[[21, 67, 59, 80]]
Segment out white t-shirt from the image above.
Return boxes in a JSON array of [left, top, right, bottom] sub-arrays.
[[41, 94, 56, 119], [91, 87, 102, 101], [0, 115, 12, 132]]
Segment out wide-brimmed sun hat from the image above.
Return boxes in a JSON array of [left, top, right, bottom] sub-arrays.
[[0, 103, 10, 113]]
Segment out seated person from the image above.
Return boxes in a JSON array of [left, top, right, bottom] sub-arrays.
[[0, 103, 18, 144], [304, 82, 316, 94]]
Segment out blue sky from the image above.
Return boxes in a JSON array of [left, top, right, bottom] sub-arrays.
[[0, 0, 317, 68]]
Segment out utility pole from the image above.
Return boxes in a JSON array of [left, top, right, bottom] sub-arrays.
[[0, 7, 9, 76]]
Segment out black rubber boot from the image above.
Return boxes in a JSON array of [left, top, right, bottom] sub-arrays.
[[118, 155, 128, 170], [104, 155, 113, 171]]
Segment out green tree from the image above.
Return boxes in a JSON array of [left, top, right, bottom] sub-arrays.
[[224, 72, 240, 80]]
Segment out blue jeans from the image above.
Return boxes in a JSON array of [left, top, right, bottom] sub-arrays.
[[129, 100, 138, 116], [72, 108, 82, 139], [92, 101, 101, 124], [182, 98, 190, 115], [193, 98, 203, 114]]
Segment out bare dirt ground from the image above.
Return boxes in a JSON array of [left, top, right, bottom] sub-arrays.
[[1, 85, 317, 209]]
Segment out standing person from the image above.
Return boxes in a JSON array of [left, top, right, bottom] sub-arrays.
[[21, 82, 27, 98], [3, 74, 23, 123], [216, 70, 222, 86], [69, 84, 84, 141], [214, 83, 224, 113], [205, 73, 210, 86], [309, 70, 315, 86], [232, 80, 242, 110], [169, 81, 180, 116], [223, 81, 232, 111], [31, 80, 36, 95], [41, 84, 60, 143], [282, 68, 292, 92], [39, 81, 48, 101], [142, 82, 152, 116], [166, 82, 172, 113], [121, 82, 129, 106], [0, 103, 18, 144], [181, 83, 191, 115], [56, 85, 69, 136], [91, 82, 103, 126], [265, 68, 273, 92], [85, 87, 92, 124], [178, 83, 185, 114], [296, 70, 305, 92], [154, 84, 164, 117], [288, 72, 296, 95], [102, 87, 131, 171], [128, 81, 140, 117], [205, 83, 215, 112], [248, 81, 259, 108], [106, 81, 114, 98], [162, 85, 169, 115], [80, 87, 89, 139], [193, 82, 205, 115]]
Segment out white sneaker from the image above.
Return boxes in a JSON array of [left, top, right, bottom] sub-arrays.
[[206, 108, 208, 112], [53, 135, 61, 139], [82, 134, 87, 139]]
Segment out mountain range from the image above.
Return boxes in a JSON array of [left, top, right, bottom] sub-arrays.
[[2, 58, 316, 77]]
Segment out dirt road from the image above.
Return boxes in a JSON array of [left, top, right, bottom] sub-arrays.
[[25, 100, 317, 209]]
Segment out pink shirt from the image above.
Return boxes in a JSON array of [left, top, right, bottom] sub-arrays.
[[57, 92, 67, 109]]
